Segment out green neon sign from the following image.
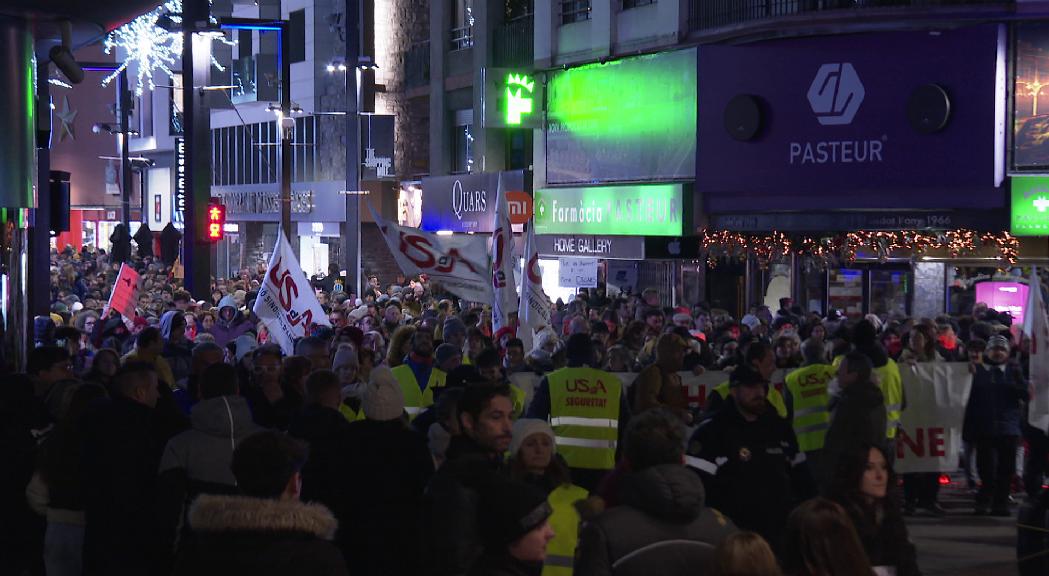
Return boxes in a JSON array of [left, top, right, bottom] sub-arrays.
[[1011, 176, 1049, 236], [505, 73, 535, 126], [534, 184, 683, 237]]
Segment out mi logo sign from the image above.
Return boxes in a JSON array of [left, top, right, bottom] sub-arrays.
[[507, 191, 533, 225]]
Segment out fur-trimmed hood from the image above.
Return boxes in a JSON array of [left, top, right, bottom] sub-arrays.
[[188, 494, 338, 540]]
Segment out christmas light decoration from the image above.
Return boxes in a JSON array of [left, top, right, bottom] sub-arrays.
[[102, 0, 235, 96], [700, 229, 1020, 269]]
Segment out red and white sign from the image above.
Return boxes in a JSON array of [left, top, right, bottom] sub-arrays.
[[253, 230, 331, 355], [105, 263, 140, 321], [370, 203, 493, 303], [894, 362, 972, 474]]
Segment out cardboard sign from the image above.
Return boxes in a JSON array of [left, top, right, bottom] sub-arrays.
[[558, 258, 598, 288]]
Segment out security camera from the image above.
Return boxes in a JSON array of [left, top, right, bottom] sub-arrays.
[[49, 21, 84, 84]]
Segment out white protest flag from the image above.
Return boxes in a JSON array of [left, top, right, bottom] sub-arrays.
[[369, 203, 493, 303], [1024, 267, 1049, 432], [253, 229, 331, 355], [491, 174, 518, 334], [516, 221, 551, 352]]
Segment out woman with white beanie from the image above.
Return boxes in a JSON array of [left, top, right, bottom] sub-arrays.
[[509, 419, 588, 576], [333, 343, 365, 423]]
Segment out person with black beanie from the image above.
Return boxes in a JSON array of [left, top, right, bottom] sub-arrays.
[[469, 477, 555, 576]]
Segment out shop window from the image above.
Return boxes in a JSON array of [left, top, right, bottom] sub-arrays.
[[828, 268, 864, 319]]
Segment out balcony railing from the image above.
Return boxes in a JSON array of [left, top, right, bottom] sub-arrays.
[[406, 41, 430, 89], [450, 25, 474, 51], [688, 0, 1014, 33], [494, 14, 534, 68]]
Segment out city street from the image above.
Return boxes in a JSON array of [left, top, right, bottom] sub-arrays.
[[908, 481, 1020, 576]]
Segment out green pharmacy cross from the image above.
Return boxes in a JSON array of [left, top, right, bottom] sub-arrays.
[[505, 73, 535, 126]]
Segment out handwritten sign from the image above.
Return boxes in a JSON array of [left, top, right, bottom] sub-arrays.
[[558, 258, 598, 288]]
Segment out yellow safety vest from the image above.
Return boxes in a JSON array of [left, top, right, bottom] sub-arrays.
[[876, 359, 903, 439], [391, 364, 447, 420], [338, 401, 366, 423], [543, 483, 588, 576], [548, 367, 622, 470], [510, 383, 526, 418], [784, 364, 835, 452], [713, 381, 788, 420]]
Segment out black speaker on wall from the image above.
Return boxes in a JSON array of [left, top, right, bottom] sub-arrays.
[[907, 84, 951, 134], [49, 170, 71, 233], [724, 94, 763, 142]]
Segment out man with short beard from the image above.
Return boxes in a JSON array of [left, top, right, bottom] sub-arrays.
[[687, 365, 813, 553]]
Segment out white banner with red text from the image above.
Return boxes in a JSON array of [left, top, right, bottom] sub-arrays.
[[253, 230, 331, 356]]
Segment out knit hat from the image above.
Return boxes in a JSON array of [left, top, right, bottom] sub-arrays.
[[363, 366, 405, 421], [987, 334, 1011, 351], [435, 343, 461, 366], [234, 334, 258, 363], [332, 343, 359, 371], [740, 314, 761, 330], [478, 478, 553, 549], [443, 317, 467, 339], [348, 305, 369, 323], [509, 419, 555, 457]]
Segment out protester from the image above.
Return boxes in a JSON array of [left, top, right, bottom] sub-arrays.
[[820, 352, 887, 493], [780, 498, 874, 576], [827, 443, 920, 576], [964, 334, 1029, 516], [173, 431, 349, 575], [784, 338, 835, 477], [632, 333, 691, 422], [509, 419, 588, 575], [471, 477, 556, 576], [578, 408, 736, 576]]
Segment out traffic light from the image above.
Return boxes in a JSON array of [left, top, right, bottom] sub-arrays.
[[206, 198, 225, 242]]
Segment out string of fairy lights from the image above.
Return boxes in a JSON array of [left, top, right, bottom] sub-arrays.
[[699, 229, 1020, 268]]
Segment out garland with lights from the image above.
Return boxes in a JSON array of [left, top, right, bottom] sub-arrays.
[[700, 229, 1020, 268]]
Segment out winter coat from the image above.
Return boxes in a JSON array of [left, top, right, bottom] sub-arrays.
[[208, 295, 253, 347], [834, 497, 922, 576], [341, 418, 435, 576], [821, 382, 887, 488], [688, 396, 814, 552], [964, 363, 1029, 440], [425, 435, 507, 576], [155, 396, 260, 568], [81, 396, 162, 576], [575, 464, 737, 576], [287, 405, 353, 515], [160, 311, 193, 388], [173, 494, 348, 576]]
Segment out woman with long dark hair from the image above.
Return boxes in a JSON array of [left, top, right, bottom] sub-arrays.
[[827, 443, 921, 576], [781, 498, 874, 576]]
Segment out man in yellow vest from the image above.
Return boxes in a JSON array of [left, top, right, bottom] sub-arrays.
[[784, 339, 836, 472], [527, 333, 629, 491], [391, 329, 446, 420], [704, 340, 788, 421]]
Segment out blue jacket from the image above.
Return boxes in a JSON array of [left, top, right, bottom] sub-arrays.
[[963, 363, 1029, 440]]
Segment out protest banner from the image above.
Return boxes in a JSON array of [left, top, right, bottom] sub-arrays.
[[105, 263, 140, 321], [517, 222, 551, 353], [253, 230, 331, 356], [1024, 268, 1049, 432], [894, 362, 972, 474], [491, 175, 517, 334], [370, 204, 493, 303]]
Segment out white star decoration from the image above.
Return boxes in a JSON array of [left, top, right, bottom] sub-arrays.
[[55, 96, 78, 142], [102, 0, 234, 96]]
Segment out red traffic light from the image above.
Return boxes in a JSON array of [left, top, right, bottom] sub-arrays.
[[206, 201, 225, 242]]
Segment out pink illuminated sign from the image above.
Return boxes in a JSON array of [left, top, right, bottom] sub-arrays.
[[974, 281, 1029, 325]]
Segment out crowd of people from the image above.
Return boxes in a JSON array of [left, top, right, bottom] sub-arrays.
[[1, 244, 1045, 576]]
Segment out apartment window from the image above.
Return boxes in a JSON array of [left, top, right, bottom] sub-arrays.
[[622, 0, 655, 9], [211, 116, 317, 185], [452, 109, 474, 174], [561, 0, 591, 24], [450, 0, 474, 51], [289, 9, 306, 63]]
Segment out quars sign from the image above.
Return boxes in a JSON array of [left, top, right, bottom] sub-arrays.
[[421, 170, 527, 233]]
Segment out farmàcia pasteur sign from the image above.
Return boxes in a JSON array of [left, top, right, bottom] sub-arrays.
[[533, 184, 683, 237]]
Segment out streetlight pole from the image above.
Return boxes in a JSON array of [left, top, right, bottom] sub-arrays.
[[343, 0, 363, 296], [117, 69, 132, 231]]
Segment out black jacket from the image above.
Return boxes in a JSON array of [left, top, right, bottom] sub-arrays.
[[688, 396, 814, 553], [467, 553, 543, 576], [343, 419, 435, 576], [964, 363, 1029, 440], [834, 496, 922, 576], [81, 396, 162, 576], [425, 435, 506, 576], [821, 382, 887, 488], [287, 405, 353, 514], [174, 494, 348, 576], [576, 464, 737, 576]]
